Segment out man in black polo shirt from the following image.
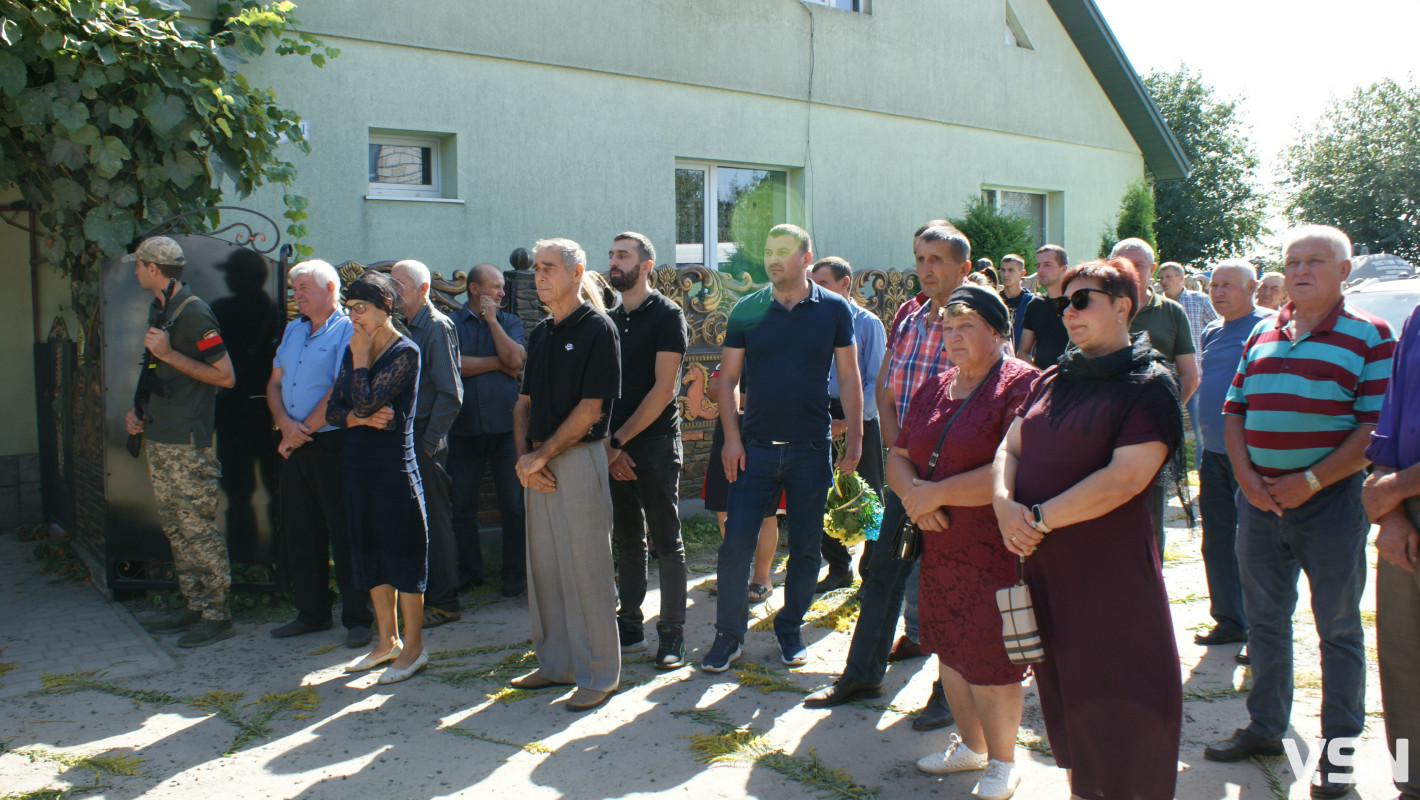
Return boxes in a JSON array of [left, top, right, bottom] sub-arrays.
[[702, 224, 862, 673], [509, 237, 623, 712], [603, 232, 692, 669], [1018, 244, 1070, 368]]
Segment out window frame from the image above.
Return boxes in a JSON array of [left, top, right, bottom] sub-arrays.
[[981, 186, 1050, 247], [368, 133, 442, 199], [675, 160, 793, 270]]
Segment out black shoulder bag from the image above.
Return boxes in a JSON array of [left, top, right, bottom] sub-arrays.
[[889, 359, 1003, 561]]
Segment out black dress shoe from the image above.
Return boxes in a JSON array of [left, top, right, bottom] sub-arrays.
[[1311, 744, 1355, 798], [815, 570, 854, 593], [1235, 645, 1250, 665], [346, 626, 373, 649], [1194, 626, 1248, 645], [1203, 728, 1284, 762], [911, 680, 955, 731], [270, 618, 333, 639], [803, 677, 884, 709]]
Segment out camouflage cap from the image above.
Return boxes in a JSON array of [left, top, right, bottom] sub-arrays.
[[121, 236, 186, 267]]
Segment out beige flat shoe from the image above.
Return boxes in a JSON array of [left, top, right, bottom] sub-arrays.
[[344, 642, 402, 673], [376, 649, 428, 684], [509, 671, 570, 690]]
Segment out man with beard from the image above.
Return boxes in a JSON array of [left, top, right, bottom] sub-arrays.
[[603, 232, 691, 669]]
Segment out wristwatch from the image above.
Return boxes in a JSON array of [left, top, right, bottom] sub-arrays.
[[609, 436, 623, 450], [1030, 504, 1052, 533], [1304, 468, 1323, 493]]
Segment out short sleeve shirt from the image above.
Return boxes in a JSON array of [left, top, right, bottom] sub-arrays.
[[724, 281, 855, 443], [1131, 291, 1195, 362], [273, 310, 354, 434], [1367, 303, 1420, 470], [522, 302, 621, 443], [608, 291, 690, 437], [1196, 308, 1274, 453], [145, 284, 229, 446], [1021, 295, 1070, 368], [451, 306, 525, 437]]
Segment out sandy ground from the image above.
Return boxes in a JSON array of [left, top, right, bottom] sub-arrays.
[[0, 488, 1402, 800]]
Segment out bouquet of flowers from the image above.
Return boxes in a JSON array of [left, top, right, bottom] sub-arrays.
[[823, 467, 884, 547]]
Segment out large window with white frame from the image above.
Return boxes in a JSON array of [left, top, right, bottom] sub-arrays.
[[676, 162, 789, 279], [368, 134, 441, 199], [982, 188, 1048, 248]]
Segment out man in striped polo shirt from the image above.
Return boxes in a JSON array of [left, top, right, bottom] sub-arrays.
[[1203, 226, 1395, 798]]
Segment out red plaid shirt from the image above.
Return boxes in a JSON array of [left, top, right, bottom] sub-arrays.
[[885, 292, 949, 420]]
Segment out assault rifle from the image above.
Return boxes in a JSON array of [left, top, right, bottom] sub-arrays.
[[127, 279, 178, 458]]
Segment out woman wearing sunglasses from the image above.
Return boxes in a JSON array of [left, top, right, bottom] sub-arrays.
[[991, 258, 1184, 799], [327, 271, 431, 684]]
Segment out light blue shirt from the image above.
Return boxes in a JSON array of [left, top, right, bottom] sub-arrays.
[[828, 301, 886, 421], [273, 310, 354, 433]]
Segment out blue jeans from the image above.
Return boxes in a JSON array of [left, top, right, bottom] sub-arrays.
[[840, 489, 921, 684], [448, 432, 526, 585], [1237, 472, 1368, 742], [716, 441, 832, 642], [1198, 450, 1247, 636]]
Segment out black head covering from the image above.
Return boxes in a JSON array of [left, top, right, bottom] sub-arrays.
[[945, 284, 1011, 336], [346, 271, 397, 316]]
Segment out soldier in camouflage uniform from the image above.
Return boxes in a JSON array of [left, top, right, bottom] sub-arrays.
[[122, 236, 239, 648]]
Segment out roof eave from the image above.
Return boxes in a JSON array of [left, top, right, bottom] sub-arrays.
[[1046, 0, 1192, 182]]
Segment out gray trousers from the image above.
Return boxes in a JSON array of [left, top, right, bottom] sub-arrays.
[[1378, 554, 1420, 798], [525, 444, 620, 692]]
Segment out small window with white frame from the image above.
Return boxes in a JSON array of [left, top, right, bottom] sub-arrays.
[[803, 0, 867, 11], [368, 134, 440, 198]]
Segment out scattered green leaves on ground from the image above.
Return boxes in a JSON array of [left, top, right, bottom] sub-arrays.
[[442, 724, 553, 755], [678, 708, 878, 799], [39, 672, 318, 755], [734, 663, 809, 695]]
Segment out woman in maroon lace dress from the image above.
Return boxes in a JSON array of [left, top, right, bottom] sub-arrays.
[[893, 285, 1038, 800], [992, 259, 1183, 800]]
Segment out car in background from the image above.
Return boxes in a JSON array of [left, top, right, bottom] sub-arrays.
[[1345, 276, 1420, 333]]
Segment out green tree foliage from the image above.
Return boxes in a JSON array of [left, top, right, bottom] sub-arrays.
[[1098, 179, 1157, 257], [950, 197, 1036, 272], [0, 0, 336, 337], [1144, 67, 1266, 268], [723, 172, 784, 283], [1282, 78, 1420, 262]]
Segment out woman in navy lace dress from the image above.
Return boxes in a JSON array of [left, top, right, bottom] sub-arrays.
[[327, 271, 430, 684]]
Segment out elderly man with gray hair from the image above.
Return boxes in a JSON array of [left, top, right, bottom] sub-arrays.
[[509, 238, 623, 712], [1204, 226, 1395, 798], [1192, 259, 1272, 655], [268, 259, 376, 646], [390, 260, 465, 628]]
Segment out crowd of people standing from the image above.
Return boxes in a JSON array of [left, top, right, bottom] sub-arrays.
[[122, 212, 1415, 798]]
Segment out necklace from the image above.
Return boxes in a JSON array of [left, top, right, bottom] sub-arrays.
[[369, 327, 396, 362]]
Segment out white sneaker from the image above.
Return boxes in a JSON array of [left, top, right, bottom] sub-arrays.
[[973, 759, 1020, 800], [915, 733, 988, 774]]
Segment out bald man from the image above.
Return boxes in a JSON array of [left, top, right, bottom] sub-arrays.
[[448, 263, 528, 597]]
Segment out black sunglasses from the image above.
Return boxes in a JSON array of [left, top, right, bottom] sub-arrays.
[[1052, 288, 1122, 317]]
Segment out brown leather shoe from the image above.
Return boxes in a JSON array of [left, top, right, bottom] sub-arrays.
[[566, 686, 616, 712], [509, 671, 568, 690], [888, 635, 924, 662]]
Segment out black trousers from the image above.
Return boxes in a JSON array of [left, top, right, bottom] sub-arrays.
[[280, 429, 371, 629], [821, 415, 885, 578], [415, 429, 461, 613], [611, 434, 687, 636]]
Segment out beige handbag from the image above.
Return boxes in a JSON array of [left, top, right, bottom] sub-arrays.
[[997, 556, 1045, 664]]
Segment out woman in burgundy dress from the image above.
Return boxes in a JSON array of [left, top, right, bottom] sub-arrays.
[[992, 259, 1183, 800], [894, 285, 1038, 800]]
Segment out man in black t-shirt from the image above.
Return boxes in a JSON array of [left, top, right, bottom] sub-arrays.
[[1019, 244, 1070, 368], [998, 253, 1035, 353], [511, 238, 623, 713], [603, 232, 691, 670]]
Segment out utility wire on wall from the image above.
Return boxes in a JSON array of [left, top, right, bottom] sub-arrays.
[[800, 1, 816, 238]]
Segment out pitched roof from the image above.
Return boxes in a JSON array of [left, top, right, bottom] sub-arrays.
[[1046, 0, 1192, 182]]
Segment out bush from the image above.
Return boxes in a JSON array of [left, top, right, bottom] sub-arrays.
[[1099, 179, 1158, 257], [950, 198, 1036, 272]]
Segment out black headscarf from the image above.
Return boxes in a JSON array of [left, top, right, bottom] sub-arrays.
[[346, 271, 397, 317], [945, 285, 1011, 336], [1047, 332, 1185, 456]]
